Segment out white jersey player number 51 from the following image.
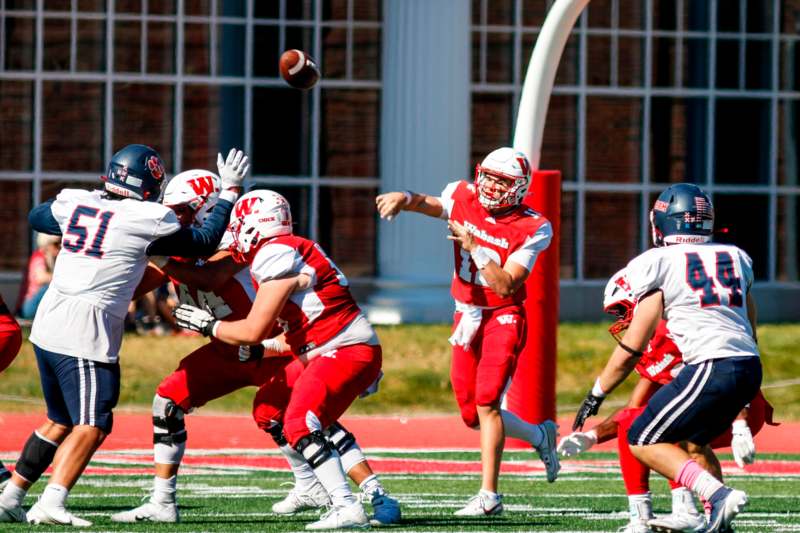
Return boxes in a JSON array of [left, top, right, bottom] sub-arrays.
[[456, 247, 499, 287]]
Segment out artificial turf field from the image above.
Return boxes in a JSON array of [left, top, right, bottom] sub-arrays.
[[2, 449, 799, 532]]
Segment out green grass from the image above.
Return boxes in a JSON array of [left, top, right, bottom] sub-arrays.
[[2, 323, 799, 418], [2, 450, 799, 532]]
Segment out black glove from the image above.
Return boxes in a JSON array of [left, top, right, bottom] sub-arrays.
[[572, 391, 605, 431]]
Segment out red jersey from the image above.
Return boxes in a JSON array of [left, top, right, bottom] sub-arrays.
[[250, 235, 362, 355], [635, 320, 684, 385], [440, 181, 552, 308]]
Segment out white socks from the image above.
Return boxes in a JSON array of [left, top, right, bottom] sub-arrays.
[[628, 492, 653, 521], [689, 471, 724, 501], [671, 486, 700, 515], [280, 444, 318, 490], [310, 452, 355, 508], [358, 474, 384, 497], [152, 475, 177, 505], [500, 409, 544, 447], [0, 480, 27, 507], [40, 483, 69, 509]]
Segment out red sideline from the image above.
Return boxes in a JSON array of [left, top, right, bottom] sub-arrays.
[[0, 413, 797, 453]]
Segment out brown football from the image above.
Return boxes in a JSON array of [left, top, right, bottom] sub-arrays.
[[279, 49, 320, 90]]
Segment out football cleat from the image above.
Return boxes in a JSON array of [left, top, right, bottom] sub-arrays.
[[368, 490, 401, 526], [305, 501, 369, 530], [706, 488, 747, 533], [617, 519, 653, 533], [535, 420, 561, 482], [27, 501, 92, 527], [0, 499, 26, 523], [453, 492, 503, 517], [648, 511, 706, 532], [110, 500, 179, 523], [272, 481, 331, 514]]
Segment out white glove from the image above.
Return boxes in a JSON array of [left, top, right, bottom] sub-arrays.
[[173, 304, 216, 336], [360, 371, 384, 399], [557, 430, 598, 458], [731, 419, 755, 467], [448, 302, 483, 350], [216, 148, 250, 190]]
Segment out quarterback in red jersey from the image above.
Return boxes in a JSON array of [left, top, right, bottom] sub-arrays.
[[558, 267, 775, 533], [0, 294, 22, 487], [173, 190, 383, 530], [376, 147, 560, 516]]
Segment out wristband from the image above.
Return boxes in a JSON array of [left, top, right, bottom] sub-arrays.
[[732, 419, 748, 430], [402, 190, 413, 206], [262, 338, 283, 352], [470, 246, 492, 269], [211, 320, 221, 338], [586, 429, 599, 443], [219, 189, 239, 203], [591, 378, 606, 398]]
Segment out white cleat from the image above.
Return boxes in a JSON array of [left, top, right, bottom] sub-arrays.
[[648, 511, 706, 532], [0, 500, 26, 523], [535, 420, 561, 483], [368, 489, 401, 526], [453, 493, 503, 517], [110, 500, 179, 523], [617, 519, 653, 533], [273, 481, 331, 514], [27, 501, 92, 527], [305, 501, 369, 530], [706, 488, 747, 533]]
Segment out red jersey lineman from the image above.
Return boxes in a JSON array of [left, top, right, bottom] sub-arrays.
[[376, 146, 560, 517], [173, 190, 381, 530]]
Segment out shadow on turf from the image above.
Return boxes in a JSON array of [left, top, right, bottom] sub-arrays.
[[401, 516, 552, 529]]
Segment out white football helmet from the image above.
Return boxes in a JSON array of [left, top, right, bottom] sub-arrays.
[[603, 268, 636, 340], [474, 147, 532, 210], [162, 169, 221, 226], [229, 189, 293, 258]]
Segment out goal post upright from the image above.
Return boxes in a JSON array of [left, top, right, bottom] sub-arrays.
[[506, 0, 590, 428]]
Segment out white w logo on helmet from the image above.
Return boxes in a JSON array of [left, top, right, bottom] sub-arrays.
[[162, 169, 221, 226]]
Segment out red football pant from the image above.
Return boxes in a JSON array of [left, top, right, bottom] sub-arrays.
[[615, 406, 651, 495], [0, 314, 22, 373], [277, 344, 382, 447], [252, 357, 307, 429], [156, 340, 295, 411], [450, 305, 525, 428]]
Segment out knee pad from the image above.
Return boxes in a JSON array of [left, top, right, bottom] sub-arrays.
[[294, 431, 334, 469], [152, 394, 186, 446], [15, 431, 58, 483], [264, 421, 288, 447], [324, 422, 356, 456]]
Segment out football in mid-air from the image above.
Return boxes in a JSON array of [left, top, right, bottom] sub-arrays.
[[279, 49, 320, 90]]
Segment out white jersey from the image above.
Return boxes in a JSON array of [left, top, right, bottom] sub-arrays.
[[30, 189, 181, 363], [626, 242, 759, 364]]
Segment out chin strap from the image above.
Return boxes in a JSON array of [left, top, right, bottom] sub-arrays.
[[617, 340, 643, 358]]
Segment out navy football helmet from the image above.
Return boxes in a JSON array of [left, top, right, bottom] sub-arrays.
[[103, 144, 166, 201], [650, 183, 714, 247]]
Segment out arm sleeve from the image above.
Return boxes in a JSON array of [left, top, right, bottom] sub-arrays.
[[145, 198, 234, 257], [626, 251, 663, 301], [28, 202, 63, 236], [507, 221, 553, 271], [437, 181, 460, 220], [251, 244, 300, 284], [739, 249, 755, 290]]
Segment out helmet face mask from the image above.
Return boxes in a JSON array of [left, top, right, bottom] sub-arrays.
[[650, 183, 714, 247], [474, 147, 532, 211], [103, 144, 166, 201]]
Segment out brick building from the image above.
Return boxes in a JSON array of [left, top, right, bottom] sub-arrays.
[[1, 0, 798, 321]]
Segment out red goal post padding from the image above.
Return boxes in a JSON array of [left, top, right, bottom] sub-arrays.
[[505, 170, 561, 436]]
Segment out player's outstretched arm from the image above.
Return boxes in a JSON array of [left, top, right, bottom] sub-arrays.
[[132, 265, 169, 300], [746, 291, 758, 343], [376, 190, 444, 220], [28, 201, 62, 236]]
